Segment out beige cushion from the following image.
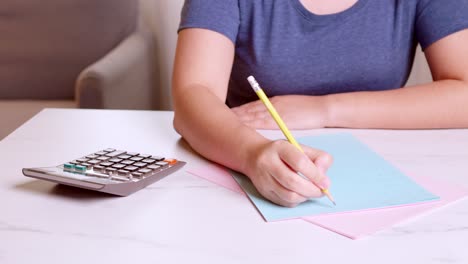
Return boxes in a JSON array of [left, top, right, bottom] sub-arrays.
[[0, 0, 137, 100], [0, 100, 76, 140]]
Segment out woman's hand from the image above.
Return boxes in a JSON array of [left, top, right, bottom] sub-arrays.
[[244, 139, 333, 207], [232, 95, 331, 129]]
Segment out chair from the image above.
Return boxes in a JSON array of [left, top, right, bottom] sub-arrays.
[[0, 0, 155, 140]]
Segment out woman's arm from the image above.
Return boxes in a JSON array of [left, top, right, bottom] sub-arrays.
[[329, 29, 468, 129], [173, 29, 331, 207], [173, 28, 261, 172], [233, 29, 468, 129]]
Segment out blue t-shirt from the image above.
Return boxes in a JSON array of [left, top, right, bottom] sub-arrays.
[[179, 0, 468, 107]]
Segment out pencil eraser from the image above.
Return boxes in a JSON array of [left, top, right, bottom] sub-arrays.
[[247, 76, 260, 91]]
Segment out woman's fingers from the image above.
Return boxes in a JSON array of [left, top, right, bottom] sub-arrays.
[[302, 145, 333, 174], [277, 141, 328, 188], [269, 164, 322, 198], [250, 164, 310, 207], [265, 176, 308, 207], [232, 100, 266, 114], [232, 100, 270, 122]]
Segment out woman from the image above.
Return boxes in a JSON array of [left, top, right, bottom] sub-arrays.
[[172, 0, 468, 207]]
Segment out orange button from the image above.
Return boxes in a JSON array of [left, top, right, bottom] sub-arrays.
[[165, 159, 177, 165]]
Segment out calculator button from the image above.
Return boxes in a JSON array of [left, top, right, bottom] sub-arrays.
[[130, 156, 143, 162], [87, 159, 101, 165], [124, 166, 138, 171], [105, 150, 126, 157], [151, 156, 164, 161], [147, 164, 160, 170], [137, 168, 152, 174], [126, 152, 139, 156], [95, 151, 108, 155], [75, 165, 87, 173], [118, 154, 132, 159], [93, 165, 105, 172], [81, 163, 92, 169], [97, 156, 111, 161], [117, 170, 130, 176], [133, 162, 147, 168], [100, 162, 114, 167], [155, 161, 168, 166], [69, 160, 79, 165], [86, 154, 99, 159], [131, 172, 143, 178], [138, 154, 152, 158], [109, 158, 123, 163], [77, 158, 89, 163], [121, 160, 134, 165], [63, 163, 74, 171], [111, 164, 126, 169], [103, 148, 116, 152], [106, 167, 117, 174], [142, 159, 156, 164], [165, 159, 178, 165]]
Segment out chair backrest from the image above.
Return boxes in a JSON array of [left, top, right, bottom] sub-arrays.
[[0, 0, 137, 100]]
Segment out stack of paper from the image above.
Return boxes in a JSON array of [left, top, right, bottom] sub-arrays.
[[188, 133, 467, 239]]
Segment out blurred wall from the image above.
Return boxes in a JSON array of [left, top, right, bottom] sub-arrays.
[[140, 0, 184, 110]]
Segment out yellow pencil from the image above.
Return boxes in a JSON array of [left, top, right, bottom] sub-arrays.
[[247, 76, 336, 205]]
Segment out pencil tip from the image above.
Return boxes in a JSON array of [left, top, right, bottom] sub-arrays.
[[323, 190, 336, 206]]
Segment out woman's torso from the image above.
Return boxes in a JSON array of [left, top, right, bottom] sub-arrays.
[[227, 0, 419, 106]]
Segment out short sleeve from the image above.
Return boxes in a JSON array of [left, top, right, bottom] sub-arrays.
[[416, 0, 468, 50], [178, 0, 240, 44]]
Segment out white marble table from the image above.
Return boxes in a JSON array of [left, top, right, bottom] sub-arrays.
[[0, 108, 467, 264]]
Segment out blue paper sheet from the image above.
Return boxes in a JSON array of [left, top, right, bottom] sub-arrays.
[[232, 133, 439, 221]]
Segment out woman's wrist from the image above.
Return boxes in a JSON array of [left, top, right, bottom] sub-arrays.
[[322, 94, 335, 127], [323, 93, 350, 128], [237, 131, 270, 177]]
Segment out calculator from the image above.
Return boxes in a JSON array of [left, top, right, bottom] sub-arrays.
[[22, 148, 186, 196]]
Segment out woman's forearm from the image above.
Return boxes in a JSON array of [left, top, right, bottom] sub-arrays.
[[327, 80, 468, 129], [173, 84, 269, 173]]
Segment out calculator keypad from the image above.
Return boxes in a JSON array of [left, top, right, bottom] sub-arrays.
[[62, 149, 176, 182]]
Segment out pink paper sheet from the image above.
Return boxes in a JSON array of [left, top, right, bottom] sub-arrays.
[[187, 163, 468, 239]]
